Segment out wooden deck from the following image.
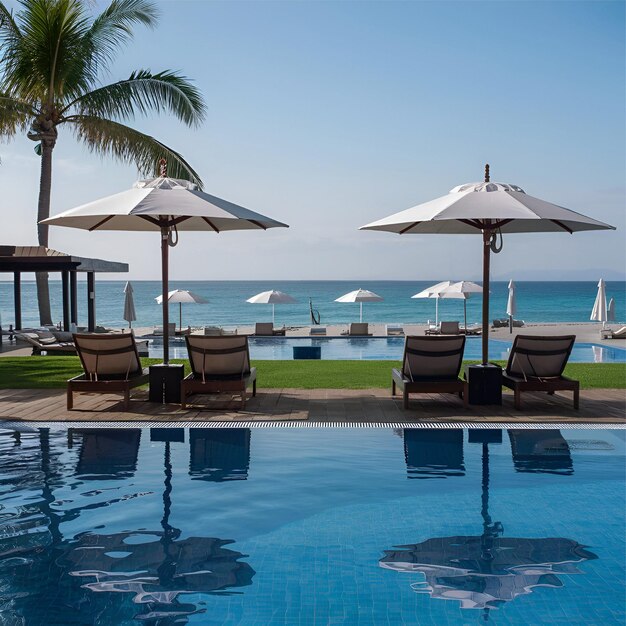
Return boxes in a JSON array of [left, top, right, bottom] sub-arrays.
[[0, 387, 623, 424]]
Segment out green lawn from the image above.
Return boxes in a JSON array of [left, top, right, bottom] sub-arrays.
[[0, 357, 624, 389]]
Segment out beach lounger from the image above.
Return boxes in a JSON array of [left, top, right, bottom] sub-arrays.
[[502, 335, 579, 410], [67, 333, 149, 410], [602, 326, 626, 339], [309, 326, 327, 336], [461, 324, 482, 336], [203, 326, 222, 336], [254, 322, 285, 336], [386, 324, 405, 336], [425, 321, 460, 336], [181, 335, 257, 409], [16, 330, 76, 355], [392, 335, 468, 409], [153, 323, 176, 336], [347, 322, 371, 336]]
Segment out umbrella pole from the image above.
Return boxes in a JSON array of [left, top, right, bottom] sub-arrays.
[[161, 227, 170, 364], [272, 303, 275, 325], [435, 298, 438, 327], [464, 299, 467, 333], [482, 230, 491, 365], [360, 302, 363, 323], [179, 302, 182, 333]]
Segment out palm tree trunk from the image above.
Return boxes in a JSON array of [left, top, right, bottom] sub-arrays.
[[35, 135, 56, 326]]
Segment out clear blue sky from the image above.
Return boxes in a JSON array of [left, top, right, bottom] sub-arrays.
[[1, 0, 624, 280]]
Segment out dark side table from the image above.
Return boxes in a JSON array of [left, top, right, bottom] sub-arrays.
[[148, 363, 184, 404], [466, 363, 503, 406]]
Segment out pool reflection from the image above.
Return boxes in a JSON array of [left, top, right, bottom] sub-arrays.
[[382, 429, 595, 613]]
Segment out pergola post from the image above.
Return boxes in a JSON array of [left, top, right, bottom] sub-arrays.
[[70, 271, 78, 328], [87, 271, 96, 332], [13, 272, 22, 330], [61, 270, 70, 331]]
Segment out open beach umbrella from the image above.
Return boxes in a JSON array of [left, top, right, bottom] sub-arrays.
[[438, 280, 483, 331], [361, 164, 615, 365], [246, 290, 297, 324], [506, 279, 517, 334], [412, 281, 457, 326], [42, 164, 288, 363], [122, 281, 136, 329], [607, 297, 616, 322], [155, 289, 208, 332], [590, 279, 607, 327], [335, 288, 383, 322]]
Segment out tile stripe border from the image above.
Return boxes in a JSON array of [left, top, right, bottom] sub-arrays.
[[0, 420, 624, 430]]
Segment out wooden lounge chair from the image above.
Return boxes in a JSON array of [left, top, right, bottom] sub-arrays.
[[67, 333, 149, 410], [502, 335, 579, 410], [254, 322, 285, 336], [181, 335, 257, 409], [386, 324, 405, 336], [309, 326, 327, 336], [392, 335, 468, 409], [17, 330, 76, 355], [154, 323, 176, 336]]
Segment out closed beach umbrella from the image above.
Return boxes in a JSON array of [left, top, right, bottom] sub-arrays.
[[123, 281, 137, 329], [335, 288, 383, 322], [590, 279, 607, 327], [412, 281, 459, 326], [607, 297, 616, 322], [361, 164, 615, 365], [42, 163, 288, 363], [155, 289, 208, 332], [246, 290, 297, 324], [506, 280, 517, 334]]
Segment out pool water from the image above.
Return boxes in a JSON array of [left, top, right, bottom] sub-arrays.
[[148, 336, 626, 363], [0, 426, 624, 625]]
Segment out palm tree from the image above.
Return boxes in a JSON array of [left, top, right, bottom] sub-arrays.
[[0, 0, 206, 325]]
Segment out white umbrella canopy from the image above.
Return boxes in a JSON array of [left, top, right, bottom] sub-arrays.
[[441, 280, 483, 330], [335, 288, 384, 323], [155, 289, 208, 332], [412, 281, 462, 326], [590, 279, 607, 327], [246, 290, 297, 324], [42, 167, 288, 363], [123, 281, 137, 329], [361, 165, 615, 364]]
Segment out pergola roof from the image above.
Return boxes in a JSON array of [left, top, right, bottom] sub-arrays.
[[0, 246, 128, 273]]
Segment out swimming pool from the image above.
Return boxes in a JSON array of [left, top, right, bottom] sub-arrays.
[[147, 336, 626, 362], [0, 426, 624, 625]]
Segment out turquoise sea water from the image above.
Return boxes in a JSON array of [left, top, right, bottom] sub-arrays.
[[0, 280, 625, 329], [0, 426, 624, 625]]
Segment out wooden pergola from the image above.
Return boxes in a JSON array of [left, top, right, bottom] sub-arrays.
[[0, 246, 128, 332]]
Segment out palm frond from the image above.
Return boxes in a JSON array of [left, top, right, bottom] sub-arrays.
[[3, 0, 91, 103], [0, 93, 35, 136], [68, 114, 203, 187], [64, 69, 206, 126], [84, 0, 158, 74], [0, 2, 22, 40]]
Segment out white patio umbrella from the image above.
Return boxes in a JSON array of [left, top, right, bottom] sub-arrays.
[[123, 281, 137, 329], [155, 289, 208, 332], [506, 280, 517, 334], [246, 290, 297, 324], [590, 279, 607, 327], [335, 288, 383, 322], [42, 164, 288, 363], [412, 281, 459, 326], [607, 297, 616, 322], [440, 280, 483, 331], [361, 164, 615, 365]]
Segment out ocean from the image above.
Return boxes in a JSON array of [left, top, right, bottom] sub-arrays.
[[0, 280, 624, 330]]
